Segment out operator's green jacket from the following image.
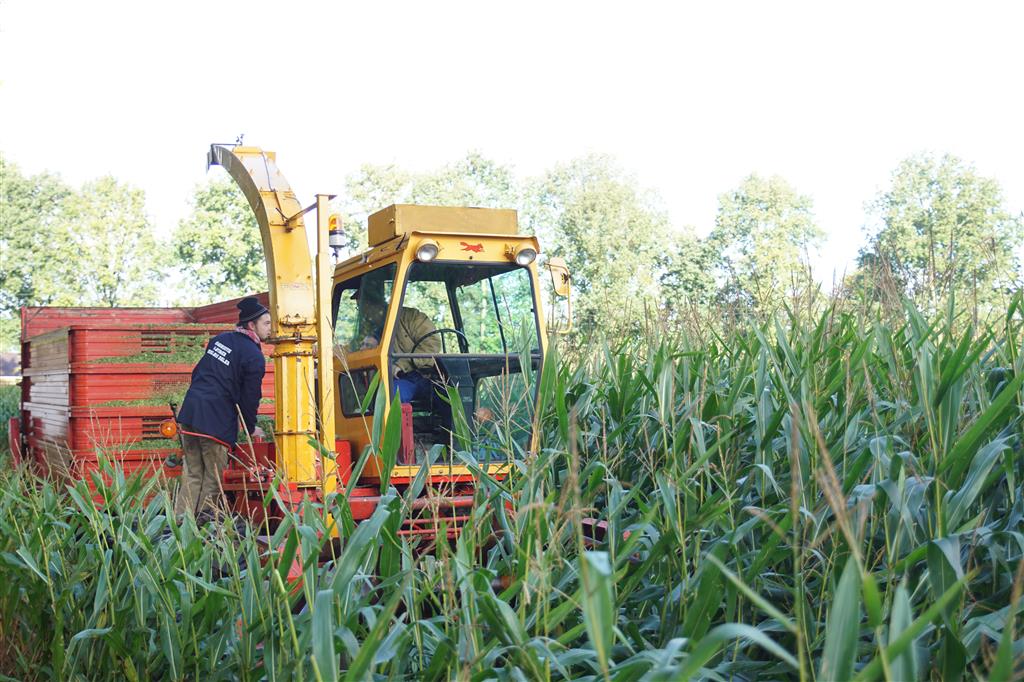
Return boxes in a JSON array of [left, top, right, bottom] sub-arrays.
[[393, 306, 441, 374]]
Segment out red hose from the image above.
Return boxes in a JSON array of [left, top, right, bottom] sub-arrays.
[[176, 428, 232, 450]]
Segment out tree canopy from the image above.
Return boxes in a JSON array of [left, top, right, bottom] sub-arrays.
[[0, 157, 71, 315], [61, 176, 165, 307], [337, 153, 519, 256], [1, 162, 165, 349], [858, 153, 1023, 312], [708, 174, 824, 315], [172, 176, 265, 301], [3, 147, 1020, 351], [523, 155, 679, 335]]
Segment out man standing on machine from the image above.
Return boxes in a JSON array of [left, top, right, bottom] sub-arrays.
[[174, 297, 271, 517]]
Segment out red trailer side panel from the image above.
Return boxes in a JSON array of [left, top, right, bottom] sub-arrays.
[[18, 304, 277, 481]]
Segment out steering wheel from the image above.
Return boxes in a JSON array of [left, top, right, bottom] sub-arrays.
[[410, 327, 469, 354]]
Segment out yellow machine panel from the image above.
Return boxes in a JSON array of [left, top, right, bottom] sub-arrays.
[[368, 204, 519, 246]]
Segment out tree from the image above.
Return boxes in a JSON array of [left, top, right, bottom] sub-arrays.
[[1, 157, 73, 349], [659, 230, 718, 307], [339, 153, 521, 318], [61, 176, 165, 306], [523, 155, 675, 335], [0, 158, 72, 309], [1, 164, 165, 347], [707, 174, 823, 315], [334, 164, 412, 254], [172, 176, 266, 301], [858, 153, 1023, 311], [407, 152, 518, 208], [338, 152, 519, 256]]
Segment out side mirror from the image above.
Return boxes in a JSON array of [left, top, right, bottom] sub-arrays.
[[546, 257, 572, 334], [547, 257, 571, 297]]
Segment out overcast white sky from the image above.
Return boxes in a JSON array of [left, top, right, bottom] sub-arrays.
[[2, 1, 1022, 284]]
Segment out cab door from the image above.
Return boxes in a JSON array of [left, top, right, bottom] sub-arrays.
[[389, 259, 543, 469], [331, 262, 398, 472]]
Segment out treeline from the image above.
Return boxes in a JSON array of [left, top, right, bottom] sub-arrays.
[[2, 151, 1021, 350]]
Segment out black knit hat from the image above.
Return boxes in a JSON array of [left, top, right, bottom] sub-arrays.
[[237, 297, 269, 324]]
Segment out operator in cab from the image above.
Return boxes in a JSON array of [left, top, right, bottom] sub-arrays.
[[350, 287, 441, 403], [174, 297, 271, 517]]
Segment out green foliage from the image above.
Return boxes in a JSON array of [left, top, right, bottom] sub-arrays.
[[339, 154, 522, 321], [90, 335, 209, 365], [659, 227, 718, 306], [0, 318, 19, 354], [408, 152, 518, 207], [102, 438, 180, 452], [337, 152, 746, 338], [60, 176, 165, 307], [858, 153, 1024, 312], [338, 153, 720, 335], [0, 161, 164, 345], [0, 385, 19, 457], [171, 175, 266, 302], [524, 154, 686, 335], [0, 156, 72, 350], [338, 152, 519, 256], [6, 148, 1020, 348], [0, 156, 72, 313], [708, 173, 824, 315], [1, 298, 1021, 679]]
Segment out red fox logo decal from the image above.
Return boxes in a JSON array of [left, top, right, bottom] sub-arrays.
[[460, 241, 484, 253]]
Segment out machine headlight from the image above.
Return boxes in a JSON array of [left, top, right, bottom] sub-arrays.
[[514, 244, 537, 266], [416, 240, 439, 262]]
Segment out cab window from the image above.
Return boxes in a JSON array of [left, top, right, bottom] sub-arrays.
[[332, 263, 396, 351], [397, 262, 539, 355], [338, 368, 378, 417]]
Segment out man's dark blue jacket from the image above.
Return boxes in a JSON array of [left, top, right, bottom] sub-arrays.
[[178, 331, 266, 445]]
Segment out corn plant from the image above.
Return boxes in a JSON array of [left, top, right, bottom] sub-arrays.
[[0, 294, 1022, 680]]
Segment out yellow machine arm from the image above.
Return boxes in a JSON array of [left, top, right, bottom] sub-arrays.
[[207, 145, 331, 489]]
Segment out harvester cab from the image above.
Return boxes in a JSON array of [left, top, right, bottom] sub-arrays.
[[208, 145, 571, 534], [334, 205, 549, 476]]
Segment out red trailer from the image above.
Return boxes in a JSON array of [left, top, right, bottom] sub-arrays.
[[14, 296, 276, 487]]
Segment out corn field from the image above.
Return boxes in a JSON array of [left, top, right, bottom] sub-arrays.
[[1, 297, 1022, 681]]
